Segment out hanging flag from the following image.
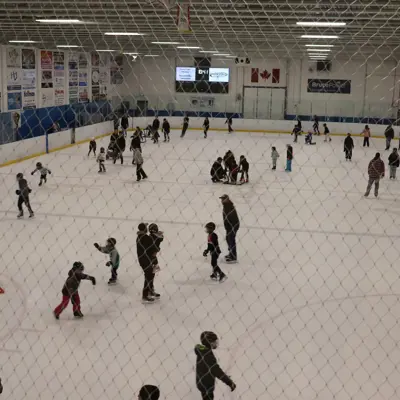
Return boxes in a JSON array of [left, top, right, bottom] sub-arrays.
[[272, 68, 280, 84], [251, 68, 259, 83]]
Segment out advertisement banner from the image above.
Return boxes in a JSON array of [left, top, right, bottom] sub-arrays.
[[22, 69, 36, 89], [41, 88, 54, 107], [92, 69, 100, 86], [69, 87, 78, 104], [69, 70, 78, 86], [68, 52, 78, 70], [55, 89, 65, 105], [7, 68, 21, 91], [307, 79, 351, 94], [79, 87, 89, 102], [7, 92, 22, 110], [79, 53, 88, 68], [54, 70, 65, 88], [41, 70, 53, 88], [22, 49, 36, 69], [99, 68, 109, 85], [7, 47, 21, 68], [23, 89, 36, 109], [79, 69, 88, 86], [91, 52, 100, 67], [53, 51, 65, 70], [41, 51, 53, 70], [92, 86, 100, 100]]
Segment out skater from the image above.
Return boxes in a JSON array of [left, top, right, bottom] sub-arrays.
[[97, 147, 106, 173], [94, 238, 120, 285], [223, 150, 236, 183], [110, 130, 119, 147], [138, 385, 160, 400], [16, 173, 34, 218], [323, 123, 331, 142], [152, 116, 160, 140], [364, 153, 385, 197], [285, 144, 293, 172], [229, 159, 239, 185], [203, 222, 227, 282], [137, 223, 158, 303], [210, 157, 226, 183], [225, 116, 233, 133], [195, 331, 236, 400], [113, 133, 125, 164], [31, 162, 51, 186], [362, 125, 371, 147], [292, 119, 302, 143], [130, 127, 142, 164], [162, 118, 170, 142], [203, 116, 210, 138], [220, 194, 240, 263], [53, 262, 96, 319], [239, 155, 249, 183], [313, 115, 320, 135], [181, 114, 189, 137], [385, 124, 395, 150], [133, 148, 147, 181], [88, 137, 97, 156], [344, 133, 354, 161], [305, 130, 316, 145], [388, 148, 399, 179], [149, 223, 164, 273], [271, 147, 279, 170], [121, 114, 129, 137]]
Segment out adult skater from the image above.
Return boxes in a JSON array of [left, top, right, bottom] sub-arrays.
[[313, 115, 320, 135], [121, 114, 129, 137], [223, 150, 236, 183], [136, 223, 158, 303], [152, 116, 160, 143], [362, 125, 371, 147], [203, 116, 210, 138], [130, 127, 142, 164], [181, 114, 189, 137], [225, 116, 233, 133], [364, 153, 385, 198], [210, 157, 226, 183], [323, 123, 331, 142], [388, 148, 399, 179], [16, 173, 34, 218], [114, 132, 126, 164], [292, 119, 302, 143], [162, 118, 170, 142], [285, 144, 293, 172], [220, 194, 240, 263], [195, 331, 236, 400], [385, 124, 395, 150], [138, 385, 160, 400], [344, 133, 354, 161], [133, 148, 148, 181]]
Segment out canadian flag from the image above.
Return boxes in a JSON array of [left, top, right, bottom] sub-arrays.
[[250, 68, 280, 84]]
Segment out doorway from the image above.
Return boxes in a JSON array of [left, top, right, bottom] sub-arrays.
[[243, 87, 285, 120]]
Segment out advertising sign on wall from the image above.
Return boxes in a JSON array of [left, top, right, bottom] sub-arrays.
[[41, 51, 53, 70], [8, 92, 22, 110], [23, 90, 36, 109], [307, 79, 351, 94]]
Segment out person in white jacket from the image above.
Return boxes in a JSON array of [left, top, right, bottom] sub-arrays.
[[133, 148, 148, 181]]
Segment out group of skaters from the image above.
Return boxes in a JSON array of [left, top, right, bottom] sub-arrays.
[[292, 116, 331, 144], [210, 150, 249, 184]]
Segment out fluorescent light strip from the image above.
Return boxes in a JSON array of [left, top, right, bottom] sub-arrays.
[[225, 55, 237, 58], [152, 41, 180, 45], [177, 46, 200, 49], [309, 55, 329, 57], [9, 40, 37, 43], [36, 19, 84, 24], [301, 35, 339, 39], [213, 53, 230, 56], [57, 45, 80, 48], [144, 55, 159, 57], [297, 21, 346, 27], [305, 44, 334, 47], [307, 49, 331, 52], [104, 32, 144, 36], [123, 52, 139, 55], [199, 50, 219, 53], [96, 49, 116, 52]]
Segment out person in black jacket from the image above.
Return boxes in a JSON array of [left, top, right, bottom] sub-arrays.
[[225, 116, 233, 133], [344, 133, 354, 161], [203, 222, 227, 282], [53, 262, 96, 319], [203, 117, 210, 138], [130, 127, 142, 164], [385, 124, 395, 150], [16, 173, 34, 218], [388, 147, 400, 179], [149, 223, 164, 273], [121, 115, 129, 136], [313, 115, 320, 135], [138, 385, 160, 400], [210, 157, 226, 183], [162, 118, 170, 142], [195, 331, 236, 400], [137, 223, 158, 303], [220, 194, 240, 262], [0, 378, 3, 394], [113, 133, 126, 164], [181, 114, 189, 138], [323, 123, 331, 142], [88, 137, 97, 157], [239, 155, 249, 183], [152, 117, 160, 143]]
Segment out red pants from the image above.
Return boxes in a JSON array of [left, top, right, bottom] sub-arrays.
[[54, 293, 81, 316]]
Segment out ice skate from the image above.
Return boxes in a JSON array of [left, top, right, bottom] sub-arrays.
[[74, 311, 84, 318], [17, 212, 23, 218], [29, 213, 34, 218], [53, 311, 59, 320], [142, 296, 155, 304], [219, 274, 227, 283], [108, 279, 117, 285], [210, 273, 218, 281], [151, 292, 161, 300]]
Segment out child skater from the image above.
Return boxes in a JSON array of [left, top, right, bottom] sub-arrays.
[[203, 222, 227, 282], [88, 137, 97, 156], [162, 118, 170, 142], [133, 147, 148, 181], [195, 331, 236, 400], [97, 147, 106, 173], [203, 116, 210, 138], [323, 123, 331, 142], [305, 130, 316, 145], [94, 238, 120, 285], [53, 261, 96, 319], [286, 144, 293, 172], [239, 155, 249, 183], [31, 162, 51, 186], [16, 173, 34, 218], [361, 125, 371, 147], [344, 133, 354, 161], [271, 147, 279, 170], [149, 223, 163, 276]]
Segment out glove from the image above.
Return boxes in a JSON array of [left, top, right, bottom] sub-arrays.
[[31, 171, 34, 175], [203, 250, 208, 257], [94, 243, 100, 249], [230, 382, 236, 392], [28, 189, 32, 193], [16, 190, 20, 195], [48, 171, 51, 174], [90, 276, 96, 285], [106, 261, 111, 267]]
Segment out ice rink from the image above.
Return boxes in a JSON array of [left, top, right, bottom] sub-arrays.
[[1, 129, 400, 400]]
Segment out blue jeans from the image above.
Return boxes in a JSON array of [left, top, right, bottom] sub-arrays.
[[226, 229, 238, 260], [286, 159, 292, 171]]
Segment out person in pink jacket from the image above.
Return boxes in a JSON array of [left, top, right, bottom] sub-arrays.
[[361, 125, 371, 147]]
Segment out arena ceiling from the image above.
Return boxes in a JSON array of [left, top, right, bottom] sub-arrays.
[[1, 0, 399, 61]]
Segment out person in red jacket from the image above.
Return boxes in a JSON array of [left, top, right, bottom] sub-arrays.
[[365, 153, 385, 197]]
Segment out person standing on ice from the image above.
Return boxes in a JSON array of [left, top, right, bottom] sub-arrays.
[[220, 194, 240, 263], [364, 153, 385, 198], [344, 133, 354, 161]]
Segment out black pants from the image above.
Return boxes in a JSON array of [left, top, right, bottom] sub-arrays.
[[313, 123, 320, 135], [204, 127, 209, 137], [110, 267, 118, 281], [228, 123, 233, 133], [136, 164, 147, 180], [142, 267, 155, 298], [164, 131, 170, 141], [363, 137, 370, 147], [345, 149, 352, 160], [88, 147, 96, 156], [240, 170, 249, 181], [39, 174, 47, 186], [99, 161, 106, 172], [226, 229, 238, 260], [211, 254, 224, 276], [200, 390, 214, 400], [18, 195, 33, 214], [181, 123, 188, 137], [113, 153, 123, 164]]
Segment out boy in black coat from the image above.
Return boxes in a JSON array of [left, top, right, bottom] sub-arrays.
[[203, 117, 210, 138], [195, 331, 236, 400], [162, 118, 170, 142], [203, 222, 227, 282], [88, 137, 97, 156], [149, 223, 164, 273], [388, 148, 400, 179], [210, 157, 226, 183], [16, 173, 34, 218], [344, 133, 354, 161], [239, 155, 249, 183]]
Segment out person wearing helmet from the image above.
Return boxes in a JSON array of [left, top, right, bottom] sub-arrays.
[[16, 173, 34, 218], [53, 262, 96, 319], [31, 162, 51, 186], [195, 331, 236, 399], [149, 224, 163, 278], [203, 222, 227, 283], [88, 137, 97, 157], [94, 238, 120, 285], [138, 385, 160, 400]]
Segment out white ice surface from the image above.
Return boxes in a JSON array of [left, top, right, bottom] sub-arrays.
[[1, 130, 400, 400]]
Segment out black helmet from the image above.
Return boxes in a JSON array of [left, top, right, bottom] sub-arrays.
[[72, 261, 84, 271], [16, 173, 23, 179], [107, 238, 116, 246], [149, 223, 158, 233], [36, 162, 42, 168], [205, 222, 216, 231], [201, 331, 218, 347]]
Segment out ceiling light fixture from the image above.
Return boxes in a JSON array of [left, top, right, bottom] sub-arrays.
[[9, 40, 37, 43], [36, 19, 84, 24], [104, 32, 144, 36], [144, 55, 160, 57], [224, 55, 237, 58], [177, 46, 201, 49], [96, 49, 116, 52], [297, 21, 346, 27], [213, 53, 230, 56], [301, 35, 339, 39], [199, 50, 219, 53], [305, 44, 335, 47], [56, 45, 80, 48], [152, 41, 180, 45], [307, 49, 331, 52]]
